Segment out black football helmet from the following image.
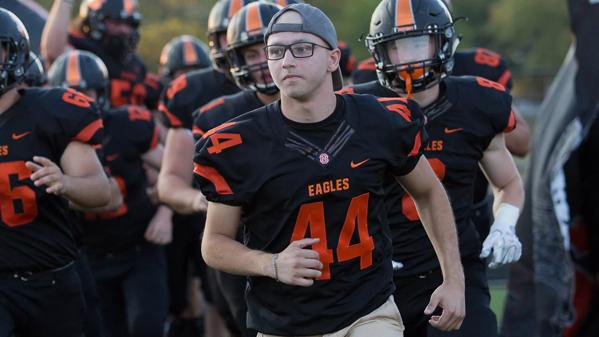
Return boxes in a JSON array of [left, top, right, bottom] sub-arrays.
[[207, 0, 257, 72], [79, 0, 142, 60], [23, 52, 47, 87], [226, 2, 281, 94], [48, 50, 110, 110], [159, 35, 212, 80], [365, 0, 458, 95], [0, 8, 30, 96]]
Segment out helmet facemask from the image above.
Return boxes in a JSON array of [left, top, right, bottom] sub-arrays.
[[367, 22, 457, 96], [0, 37, 28, 95], [228, 44, 278, 95]]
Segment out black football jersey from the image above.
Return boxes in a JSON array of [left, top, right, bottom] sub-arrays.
[[452, 48, 514, 204], [81, 105, 159, 254], [68, 31, 156, 108], [159, 68, 240, 130], [452, 48, 513, 91], [192, 90, 263, 138], [348, 77, 515, 276], [351, 57, 378, 85], [194, 94, 425, 335], [0, 88, 103, 272]]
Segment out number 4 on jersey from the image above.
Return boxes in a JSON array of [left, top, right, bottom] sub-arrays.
[[291, 193, 374, 280]]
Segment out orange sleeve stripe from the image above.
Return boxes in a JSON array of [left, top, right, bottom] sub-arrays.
[[159, 102, 183, 127], [193, 163, 233, 195], [202, 121, 237, 139], [192, 125, 205, 137], [504, 110, 517, 133], [408, 131, 422, 157], [73, 119, 103, 143], [336, 87, 354, 95], [149, 126, 160, 149], [497, 69, 512, 87], [199, 98, 226, 114], [377, 97, 408, 103]]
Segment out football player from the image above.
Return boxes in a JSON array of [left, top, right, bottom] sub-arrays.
[[342, 0, 525, 335], [192, 3, 283, 336], [352, 0, 530, 242], [196, 4, 465, 336], [42, 0, 162, 109], [0, 9, 110, 336], [48, 49, 168, 337], [159, 35, 212, 84]]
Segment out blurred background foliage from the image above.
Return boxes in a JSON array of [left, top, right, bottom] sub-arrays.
[[37, 0, 571, 97]]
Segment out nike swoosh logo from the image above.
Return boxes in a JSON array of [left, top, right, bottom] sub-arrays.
[[12, 131, 31, 140], [350, 159, 370, 169], [106, 154, 119, 161], [444, 127, 464, 134]]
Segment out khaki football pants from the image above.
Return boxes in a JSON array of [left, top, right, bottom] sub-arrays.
[[257, 295, 405, 337]]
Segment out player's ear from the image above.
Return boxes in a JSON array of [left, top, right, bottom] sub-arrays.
[[328, 48, 341, 73]]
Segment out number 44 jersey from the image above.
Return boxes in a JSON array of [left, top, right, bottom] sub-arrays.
[[194, 94, 426, 335], [0, 88, 103, 273]]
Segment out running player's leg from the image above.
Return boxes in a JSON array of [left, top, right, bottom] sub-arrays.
[[123, 244, 169, 337]]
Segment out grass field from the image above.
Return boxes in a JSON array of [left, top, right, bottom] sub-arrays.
[[490, 285, 508, 325]]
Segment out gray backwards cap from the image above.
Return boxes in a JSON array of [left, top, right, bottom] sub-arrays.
[[264, 3, 343, 91]]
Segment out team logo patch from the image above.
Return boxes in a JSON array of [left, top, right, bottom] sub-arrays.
[[319, 153, 330, 165]]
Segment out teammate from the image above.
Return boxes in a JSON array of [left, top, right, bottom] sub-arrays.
[[352, 0, 530, 241], [48, 49, 168, 337], [341, 0, 525, 335], [196, 4, 465, 336], [191, 3, 283, 336], [42, 0, 161, 109], [159, 35, 212, 84], [0, 9, 110, 336]]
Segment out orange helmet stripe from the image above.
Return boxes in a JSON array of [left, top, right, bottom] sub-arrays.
[[394, 0, 415, 29], [183, 39, 199, 65], [245, 4, 263, 35], [66, 52, 81, 87], [228, 0, 244, 18]]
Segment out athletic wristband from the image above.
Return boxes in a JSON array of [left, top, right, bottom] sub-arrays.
[[494, 203, 520, 231], [272, 253, 280, 282]]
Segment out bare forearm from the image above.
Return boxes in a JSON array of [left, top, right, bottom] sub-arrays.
[[413, 183, 463, 283], [202, 232, 273, 278], [63, 174, 111, 208], [492, 175, 525, 212], [41, 0, 73, 64], [157, 173, 199, 214], [69, 177, 122, 212]]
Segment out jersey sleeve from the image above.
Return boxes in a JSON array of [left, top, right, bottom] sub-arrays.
[[122, 106, 160, 154], [59, 89, 105, 146], [193, 116, 266, 206], [378, 97, 427, 176], [158, 73, 194, 129], [470, 77, 516, 134], [192, 97, 227, 138]]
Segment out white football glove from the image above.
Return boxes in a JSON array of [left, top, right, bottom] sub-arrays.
[[479, 203, 522, 269]]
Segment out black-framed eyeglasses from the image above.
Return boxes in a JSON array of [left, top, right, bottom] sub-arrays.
[[264, 42, 332, 60]]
